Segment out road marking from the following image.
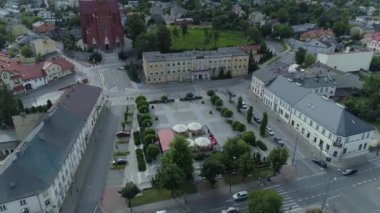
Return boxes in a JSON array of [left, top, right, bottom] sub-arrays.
[[225, 199, 233, 202]]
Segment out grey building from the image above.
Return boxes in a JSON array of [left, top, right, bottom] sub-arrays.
[[288, 38, 338, 56]]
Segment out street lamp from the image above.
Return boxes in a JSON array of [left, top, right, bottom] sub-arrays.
[[229, 156, 236, 193]]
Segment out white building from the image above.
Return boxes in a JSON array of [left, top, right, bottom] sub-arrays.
[[0, 84, 104, 213], [262, 76, 374, 161], [316, 51, 373, 72]]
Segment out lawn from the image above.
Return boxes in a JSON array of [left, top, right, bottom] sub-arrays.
[[170, 27, 249, 51], [224, 167, 273, 185], [131, 182, 198, 207]]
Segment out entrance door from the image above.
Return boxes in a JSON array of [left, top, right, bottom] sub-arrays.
[[199, 74, 202, 80]]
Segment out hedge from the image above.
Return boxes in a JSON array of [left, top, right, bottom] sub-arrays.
[[133, 131, 141, 146], [136, 148, 146, 171], [257, 140, 267, 151]]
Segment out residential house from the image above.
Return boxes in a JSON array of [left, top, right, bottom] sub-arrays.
[[32, 21, 56, 34], [30, 38, 56, 56], [355, 16, 380, 26], [248, 11, 266, 26], [232, 4, 245, 17], [0, 84, 104, 213], [300, 29, 335, 41], [142, 47, 249, 84], [334, 73, 363, 99], [317, 51, 373, 72], [262, 75, 374, 161], [293, 75, 336, 98], [0, 68, 25, 95], [170, 5, 187, 23], [288, 37, 338, 56], [361, 32, 380, 52], [291, 23, 316, 36]]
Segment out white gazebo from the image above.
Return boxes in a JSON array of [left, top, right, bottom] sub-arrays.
[[195, 137, 211, 147], [187, 122, 202, 132], [172, 124, 188, 133]]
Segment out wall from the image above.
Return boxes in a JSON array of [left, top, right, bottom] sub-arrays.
[[317, 51, 373, 72], [23, 77, 47, 90]]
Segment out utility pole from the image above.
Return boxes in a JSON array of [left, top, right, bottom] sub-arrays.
[[292, 135, 299, 165]]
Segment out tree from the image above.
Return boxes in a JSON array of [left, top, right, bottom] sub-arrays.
[[203, 28, 210, 45], [89, 52, 102, 63], [269, 148, 289, 174], [247, 26, 262, 44], [212, 30, 219, 46], [145, 144, 161, 163], [276, 8, 289, 23], [241, 131, 255, 146], [46, 99, 53, 109], [157, 162, 185, 195], [272, 24, 293, 39], [295, 48, 306, 64], [20, 45, 34, 58], [0, 85, 20, 126], [167, 136, 194, 178], [248, 190, 283, 213], [304, 53, 316, 67], [161, 95, 168, 102], [134, 32, 157, 57], [200, 156, 225, 187], [248, 51, 258, 73], [247, 106, 253, 123], [260, 112, 268, 137], [223, 137, 251, 161], [207, 90, 215, 97], [237, 152, 254, 179], [156, 25, 171, 53], [237, 96, 243, 112], [125, 14, 146, 42], [118, 181, 141, 212], [370, 55, 380, 72], [215, 99, 223, 107], [172, 27, 180, 38], [332, 21, 349, 37], [180, 22, 188, 39]]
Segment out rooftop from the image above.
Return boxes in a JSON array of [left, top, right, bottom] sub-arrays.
[[0, 84, 102, 203], [143, 47, 247, 63], [266, 76, 311, 105], [294, 93, 374, 136], [293, 75, 336, 88], [158, 129, 174, 152]]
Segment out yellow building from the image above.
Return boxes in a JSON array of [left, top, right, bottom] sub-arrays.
[[30, 38, 56, 56], [142, 47, 249, 83]]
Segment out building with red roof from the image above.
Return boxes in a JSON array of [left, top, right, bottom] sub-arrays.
[[300, 29, 335, 41], [362, 32, 380, 52], [0, 57, 75, 94], [79, 0, 124, 50], [158, 129, 175, 152]]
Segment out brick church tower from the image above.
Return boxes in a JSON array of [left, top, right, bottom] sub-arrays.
[[79, 0, 124, 50]]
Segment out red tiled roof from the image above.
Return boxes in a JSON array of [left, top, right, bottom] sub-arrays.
[[300, 29, 335, 41], [50, 57, 75, 71], [238, 45, 261, 52], [0, 61, 44, 80], [158, 129, 175, 152]]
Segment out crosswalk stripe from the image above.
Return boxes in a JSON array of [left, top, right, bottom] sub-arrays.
[[271, 185, 300, 211]]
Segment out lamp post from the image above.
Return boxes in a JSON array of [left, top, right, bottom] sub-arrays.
[[229, 156, 236, 193], [292, 135, 299, 165]]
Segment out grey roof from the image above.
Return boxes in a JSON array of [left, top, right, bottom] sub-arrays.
[[252, 61, 290, 84], [143, 47, 247, 63], [334, 73, 363, 89], [0, 129, 17, 143], [291, 23, 316, 33], [0, 84, 102, 203], [293, 75, 336, 88], [294, 93, 374, 136], [266, 76, 311, 105]]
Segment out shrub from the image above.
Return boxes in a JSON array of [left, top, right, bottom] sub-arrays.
[[133, 131, 141, 145], [141, 119, 152, 127], [242, 131, 256, 146], [143, 128, 156, 137], [135, 96, 147, 104], [145, 144, 161, 163], [194, 152, 208, 161], [161, 95, 168, 102], [226, 119, 233, 124], [221, 108, 233, 118], [185, 93, 194, 99], [138, 105, 149, 114], [207, 90, 215, 96], [140, 114, 151, 122], [210, 95, 220, 105], [236, 123, 246, 132], [257, 140, 267, 151], [136, 148, 146, 171], [215, 99, 223, 107]]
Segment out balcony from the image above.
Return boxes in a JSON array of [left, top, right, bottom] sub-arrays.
[[333, 142, 343, 148]]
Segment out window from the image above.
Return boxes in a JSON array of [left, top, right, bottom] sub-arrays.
[[364, 143, 367, 149], [309, 120, 313, 126], [328, 133, 332, 139], [2, 73, 7, 79], [0, 205, 6, 211], [45, 199, 50, 206], [322, 128, 325, 135], [343, 148, 347, 154], [316, 125, 320, 131], [366, 132, 370, 138], [361, 134, 365, 139], [20, 199, 27, 206], [359, 144, 362, 150]]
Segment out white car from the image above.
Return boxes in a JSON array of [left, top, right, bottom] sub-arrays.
[[241, 101, 247, 109], [266, 127, 275, 136], [117, 66, 125, 70], [232, 191, 248, 201], [222, 207, 240, 213]]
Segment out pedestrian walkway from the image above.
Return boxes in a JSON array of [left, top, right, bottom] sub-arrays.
[[369, 157, 380, 167], [267, 185, 302, 213]]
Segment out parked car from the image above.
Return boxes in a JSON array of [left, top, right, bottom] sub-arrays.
[[342, 169, 358, 176], [253, 115, 261, 124], [266, 127, 275, 136], [117, 66, 125, 70], [273, 137, 285, 147], [116, 131, 131, 137], [241, 101, 247, 109], [312, 158, 327, 168], [222, 207, 240, 213], [112, 158, 127, 165], [232, 191, 248, 201]]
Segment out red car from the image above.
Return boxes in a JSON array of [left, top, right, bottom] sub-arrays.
[[116, 131, 130, 138]]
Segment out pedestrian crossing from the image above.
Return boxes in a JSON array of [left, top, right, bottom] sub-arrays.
[[369, 158, 380, 167], [268, 185, 301, 212]]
